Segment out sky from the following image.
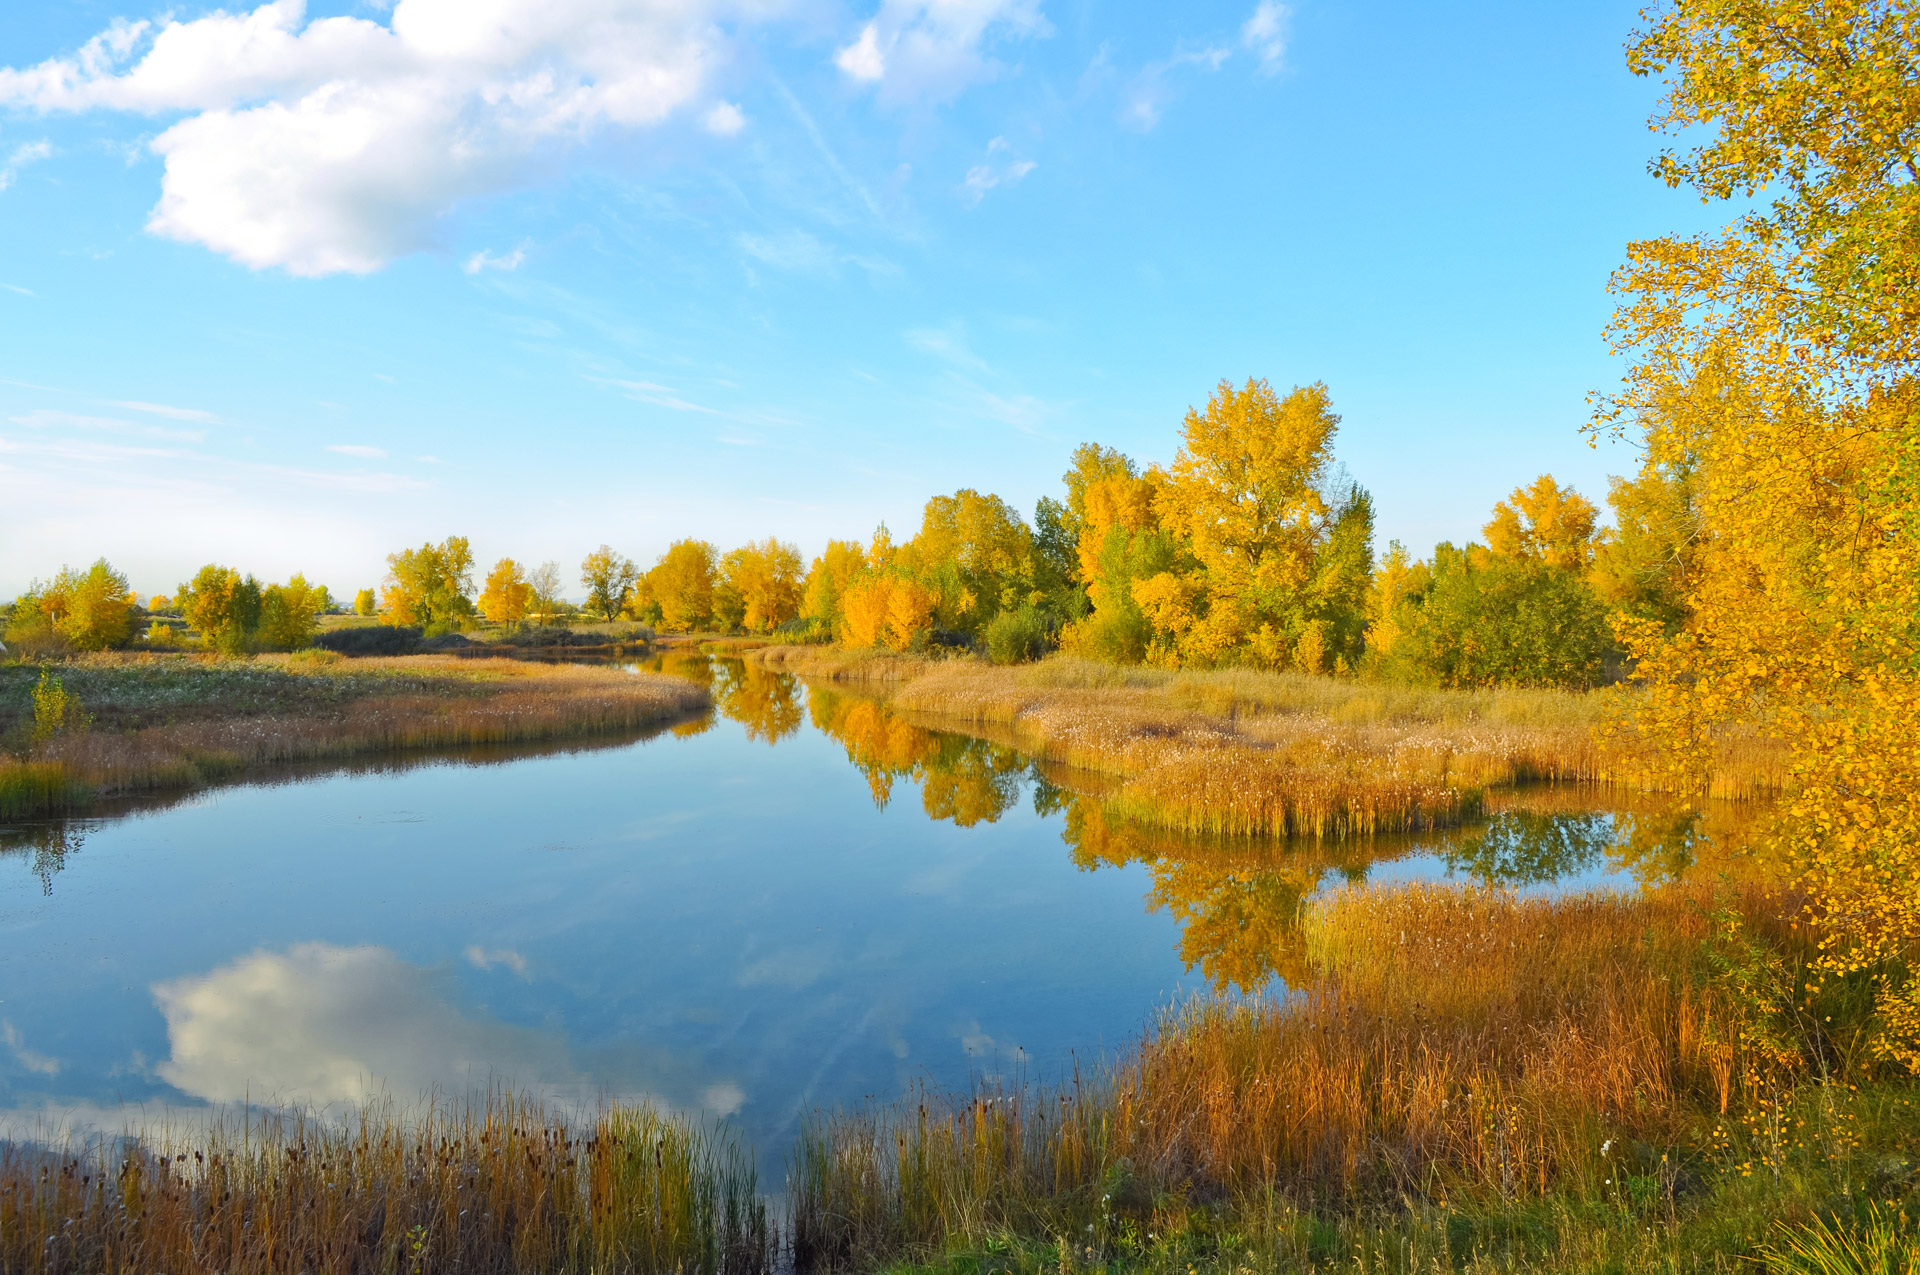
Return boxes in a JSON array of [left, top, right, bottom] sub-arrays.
[[0, 0, 1724, 598]]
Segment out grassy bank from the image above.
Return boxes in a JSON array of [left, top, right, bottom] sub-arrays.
[[0, 653, 707, 819], [791, 881, 1915, 1275], [754, 649, 1787, 841]]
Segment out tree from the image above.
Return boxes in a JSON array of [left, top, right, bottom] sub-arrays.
[[179, 565, 263, 655], [645, 540, 718, 632], [257, 575, 323, 650], [720, 539, 804, 633], [898, 489, 1037, 635], [579, 546, 638, 623], [28, 560, 137, 651], [840, 576, 937, 651], [1609, 0, 1920, 1062], [1482, 475, 1599, 570], [382, 537, 475, 628], [801, 540, 870, 634], [1129, 378, 1373, 668], [527, 562, 566, 625], [353, 588, 377, 617], [479, 558, 534, 625]]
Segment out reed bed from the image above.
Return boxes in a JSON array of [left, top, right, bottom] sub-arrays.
[[0, 1093, 771, 1275], [788, 881, 1828, 1272], [0, 655, 707, 818], [752, 650, 1788, 842]]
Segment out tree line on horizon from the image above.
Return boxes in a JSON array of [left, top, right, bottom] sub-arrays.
[[2, 374, 1684, 690]]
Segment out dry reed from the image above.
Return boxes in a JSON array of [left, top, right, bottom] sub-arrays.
[[0, 655, 707, 817], [787, 881, 1808, 1271], [752, 650, 1788, 842], [0, 1093, 771, 1275]]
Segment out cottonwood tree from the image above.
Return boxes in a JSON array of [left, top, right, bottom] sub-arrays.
[[480, 558, 534, 625], [579, 546, 638, 623], [382, 537, 475, 627], [644, 540, 718, 632], [179, 565, 263, 655]]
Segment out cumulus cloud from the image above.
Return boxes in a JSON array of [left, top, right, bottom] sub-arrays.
[[1240, 1, 1288, 74], [834, 0, 1049, 105], [0, 0, 741, 275], [958, 135, 1033, 204]]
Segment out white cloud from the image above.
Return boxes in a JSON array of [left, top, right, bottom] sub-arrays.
[[464, 944, 530, 977], [702, 100, 746, 135], [2, 1021, 59, 1077], [463, 246, 525, 274], [1, 283, 35, 297], [0, 0, 742, 275], [905, 321, 989, 372], [149, 943, 742, 1113], [959, 134, 1034, 204], [833, 0, 1049, 105], [327, 442, 387, 458], [0, 140, 53, 192], [735, 228, 896, 278], [1240, 1, 1288, 74], [108, 399, 218, 422], [1123, 45, 1230, 131], [11, 407, 206, 442]]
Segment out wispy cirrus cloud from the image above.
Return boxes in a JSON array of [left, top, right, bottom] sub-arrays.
[[327, 443, 388, 459], [834, 0, 1049, 105], [11, 407, 206, 442], [0, 140, 52, 193], [1241, 1, 1289, 74], [959, 136, 1035, 205], [107, 399, 217, 422]]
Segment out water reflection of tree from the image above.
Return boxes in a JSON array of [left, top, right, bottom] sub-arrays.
[[1063, 801, 1370, 993], [710, 659, 804, 745], [807, 688, 1033, 826], [1437, 811, 1616, 887], [0, 822, 90, 894]]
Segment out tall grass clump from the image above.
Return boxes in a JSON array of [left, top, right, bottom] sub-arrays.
[[0, 1093, 772, 1275], [0, 759, 87, 818], [787, 881, 1880, 1272]]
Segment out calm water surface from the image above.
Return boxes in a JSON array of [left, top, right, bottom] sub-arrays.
[[0, 656, 1701, 1172]]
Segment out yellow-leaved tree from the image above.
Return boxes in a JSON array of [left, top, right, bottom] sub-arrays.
[[801, 540, 870, 635], [1607, 0, 1920, 1064], [720, 538, 805, 632], [479, 558, 534, 625], [644, 540, 718, 632]]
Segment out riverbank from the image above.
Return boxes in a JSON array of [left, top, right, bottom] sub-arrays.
[[753, 648, 1787, 841], [0, 652, 708, 819]]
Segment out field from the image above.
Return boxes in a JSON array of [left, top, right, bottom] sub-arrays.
[[0, 652, 708, 819]]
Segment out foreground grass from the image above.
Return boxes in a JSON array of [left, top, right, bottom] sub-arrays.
[[0, 652, 707, 819], [755, 649, 1786, 841]]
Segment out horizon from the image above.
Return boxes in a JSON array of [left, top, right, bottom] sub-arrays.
[[1, 0, 1722, 597]]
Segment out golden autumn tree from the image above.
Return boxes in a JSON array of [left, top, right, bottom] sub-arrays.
[[479, 558, 534, 625], [644, 540, 718, 632], [720, 538, 805, 632], [898, 489, 1037, 634], [382, 537, 475, 628], [1608, 0, 1920, 1063], [1134, 378, 1373, 669], [1482, 475, 1599, 570], [800, 539, 869, 634]]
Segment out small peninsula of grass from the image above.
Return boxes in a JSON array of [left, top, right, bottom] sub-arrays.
[[0, 652, 707, 820], [753, 648, 1786, 842]]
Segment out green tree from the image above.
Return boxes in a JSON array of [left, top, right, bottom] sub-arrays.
[[1378, 544, 1612, 689], [579, 545, 639, 622], [257, 575, 324, 650], [382, 537, 475, 628], [179, 565, 263, 655]]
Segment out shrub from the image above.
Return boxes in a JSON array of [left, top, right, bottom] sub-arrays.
[[314, 625, 421, 656], [984, 605, 1051, 665]]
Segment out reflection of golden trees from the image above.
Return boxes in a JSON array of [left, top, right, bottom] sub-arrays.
[[807, 688, 1030, 826], [711, 659, 803, 744]]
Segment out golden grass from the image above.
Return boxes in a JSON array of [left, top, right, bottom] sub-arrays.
[[0, 1093, 771, 1275], [0, 654, 707, 818], [788, 880, 1812, 1270], [751, 649, 1788, 841]]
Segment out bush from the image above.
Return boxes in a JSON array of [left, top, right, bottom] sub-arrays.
[[314, 625, 421, 657], [985, 606, 1051, 665]]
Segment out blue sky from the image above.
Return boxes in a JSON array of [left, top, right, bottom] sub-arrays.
[[0, 0, 1716, 598]]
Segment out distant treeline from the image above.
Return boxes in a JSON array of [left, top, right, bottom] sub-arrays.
[[2, 377, 1684, 688]]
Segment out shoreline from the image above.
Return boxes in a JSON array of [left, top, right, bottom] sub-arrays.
[[0, 653, 709, 820]]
